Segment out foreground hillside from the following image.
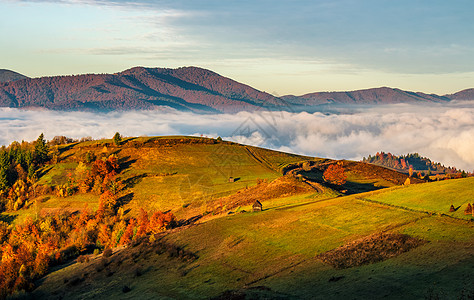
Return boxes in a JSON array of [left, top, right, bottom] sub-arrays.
[[33, 179, 474, 299], [4, 136, 413, 225], [0, 136, 472, 299]]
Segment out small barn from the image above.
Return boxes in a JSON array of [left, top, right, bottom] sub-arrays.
[[252, 200, 263, 212]]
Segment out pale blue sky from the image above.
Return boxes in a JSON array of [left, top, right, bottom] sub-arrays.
[[1, 0, 474, 95]]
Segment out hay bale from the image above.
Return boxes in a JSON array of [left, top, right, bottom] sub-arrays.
[[464, 203, 472, 215]]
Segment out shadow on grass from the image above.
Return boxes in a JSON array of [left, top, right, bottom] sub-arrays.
[[123, 174, 147, 189], [119, 156, 137, 171], [342, 181, 386, 195], [0, 214, 17, 224], [37, 165, 54, 179], [177, 214, 203, 227], [58, 142, 79, 153], [117, 193, 134, 207]]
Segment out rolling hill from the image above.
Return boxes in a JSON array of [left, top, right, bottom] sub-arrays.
[[4, 136, 407, 223], [0, 67, 472, 113], [0, 136, 472, 299]]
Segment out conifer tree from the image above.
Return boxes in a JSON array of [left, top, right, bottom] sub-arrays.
[[34, 133, 49, 165], [0, 167, 8, 192], [113, 132, 122, 146], [0, 151, 9, 191]]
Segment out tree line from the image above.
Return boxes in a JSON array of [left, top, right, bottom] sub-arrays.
[[362, 152, 470, 178], [0, 133, 177, 297]]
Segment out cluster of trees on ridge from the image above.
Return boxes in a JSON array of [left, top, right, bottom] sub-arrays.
[[0, 133, 176, 297], [362, 152, 471, 179]]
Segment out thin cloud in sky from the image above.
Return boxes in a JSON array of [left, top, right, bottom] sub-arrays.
[[1, 102, 474, 172], [6, 1, 474, 68]]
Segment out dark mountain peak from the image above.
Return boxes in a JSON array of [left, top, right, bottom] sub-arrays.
[[0, 66, 282, 112], [0, 69, 29, 83]]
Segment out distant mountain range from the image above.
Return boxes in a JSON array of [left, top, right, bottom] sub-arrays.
[[282, 87, 464, 105], [0, 67, 472, 112]]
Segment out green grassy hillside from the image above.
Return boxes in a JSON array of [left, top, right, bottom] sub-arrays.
[[1, 136, 472, 299], [3, 136, 312, 223], [32, 184, 473, 299], [363, 177, 474, 220]]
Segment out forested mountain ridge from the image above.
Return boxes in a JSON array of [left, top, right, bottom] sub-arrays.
[[0, 67, 472, 113], [0, 67, 282, 113]]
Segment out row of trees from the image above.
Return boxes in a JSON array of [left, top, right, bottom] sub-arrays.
[[362, 152, 464, 175], [0, 205, 176, 296]]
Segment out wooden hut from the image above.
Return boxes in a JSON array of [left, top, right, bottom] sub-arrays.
[[252, 200, 263, 212]]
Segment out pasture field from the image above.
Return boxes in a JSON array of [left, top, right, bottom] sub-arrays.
[[33, 186, 473, 300], [364, 177, 474, 220], [1, 136, 472, 299]]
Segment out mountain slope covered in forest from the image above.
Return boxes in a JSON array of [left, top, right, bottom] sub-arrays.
[[0, 67, 472, 113]]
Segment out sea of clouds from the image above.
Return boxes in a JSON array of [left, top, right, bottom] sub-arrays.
[[1, 101, 473, 171]]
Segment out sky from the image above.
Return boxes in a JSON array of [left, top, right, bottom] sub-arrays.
[[1, 0, 474, 96]]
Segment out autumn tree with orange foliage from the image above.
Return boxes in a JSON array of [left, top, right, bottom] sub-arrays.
[[78, 155, 120, 195], [0, 203, 178, 296], [149, 211, 177, 234], [323, 163, 347, 185]]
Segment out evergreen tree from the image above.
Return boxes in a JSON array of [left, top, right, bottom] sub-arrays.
[[34, 133, 49, 164], [113, 132, 122, 146], [0, 151, 9, 191], [27, 164, 36, 181], [0, 167, 8, 191]]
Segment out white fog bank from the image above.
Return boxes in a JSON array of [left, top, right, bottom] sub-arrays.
[[1, 102, 473, 171]]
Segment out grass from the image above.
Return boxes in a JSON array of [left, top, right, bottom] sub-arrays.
[[37, 162, 79, 186], [365, 177, 474, 220], [2, 193, 100, 224], [2, 136, 308, 223], [32, 190, 474, 299], [2, 135, 472, 299]]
